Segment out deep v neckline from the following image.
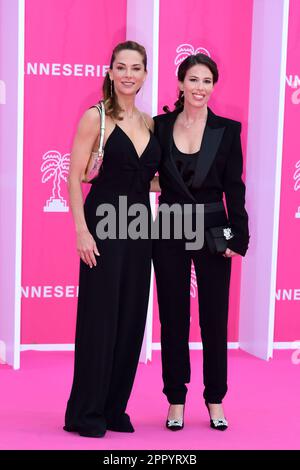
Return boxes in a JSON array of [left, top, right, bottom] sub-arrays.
[[115, 124, 152, 160]]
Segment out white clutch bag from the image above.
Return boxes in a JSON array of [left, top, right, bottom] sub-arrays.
[[82, 101, 106, 183]]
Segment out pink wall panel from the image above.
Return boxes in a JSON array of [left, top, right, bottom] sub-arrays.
[[22, 0, 126, 343], [275, 0, 300, 342], [153, 0, 253, 343]]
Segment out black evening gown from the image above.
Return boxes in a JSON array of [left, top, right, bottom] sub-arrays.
[[64, 124, 161, 435]]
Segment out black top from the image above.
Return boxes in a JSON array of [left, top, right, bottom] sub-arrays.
[[88, 124, 161, 203], [172, 138, 199, 189], [153, 107, 250, 256]]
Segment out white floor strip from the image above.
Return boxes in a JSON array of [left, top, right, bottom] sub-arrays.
[[20, 342, 299, 352]]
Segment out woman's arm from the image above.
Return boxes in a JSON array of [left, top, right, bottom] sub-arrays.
[[67, 108, 101, 267], [224, 122, 250, 256], [141, 114, 161, 193]]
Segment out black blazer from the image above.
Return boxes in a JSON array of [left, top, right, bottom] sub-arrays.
[[153, 107, 249, 256]]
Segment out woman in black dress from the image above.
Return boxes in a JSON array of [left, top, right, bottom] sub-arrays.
[[64, 41, 161, 438], [152, 54, 249, 431]]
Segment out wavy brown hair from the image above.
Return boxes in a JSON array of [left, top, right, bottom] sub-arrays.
[[102, 40, 147, 120], [163, 53, 219, 113]]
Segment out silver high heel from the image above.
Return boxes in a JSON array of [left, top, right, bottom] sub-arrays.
[[166, 405, 185, 431], [205, 401, 228, 431]]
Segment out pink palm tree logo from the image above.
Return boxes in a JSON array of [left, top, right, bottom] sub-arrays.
[[294, 160, 300, 219], [174, 44, 210, 76], [41, 150, 70, 212]]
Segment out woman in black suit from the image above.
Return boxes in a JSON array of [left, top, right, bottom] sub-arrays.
[[152, 54, 249, 431]]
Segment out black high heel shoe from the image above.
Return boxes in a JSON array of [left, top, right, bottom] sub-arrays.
[[166, 404, 185, 431], [205, 401, 228, 431]]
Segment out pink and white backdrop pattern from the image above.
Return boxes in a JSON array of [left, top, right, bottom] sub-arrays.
[[153, 0, 253, 344], [275, 0, 300, 342], [21, 0, 299, 348], [22, 0, 126, 344]]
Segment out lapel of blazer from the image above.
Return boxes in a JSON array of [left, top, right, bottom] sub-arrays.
[[160, 107, 225, 200], [190, 107, 225, 190], [161, 109, 197, 202]]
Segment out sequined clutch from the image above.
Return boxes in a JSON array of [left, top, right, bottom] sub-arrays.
[[205, 226, 234, 254]]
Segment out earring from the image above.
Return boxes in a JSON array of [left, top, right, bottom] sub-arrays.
[[110, 79, 113, 97]]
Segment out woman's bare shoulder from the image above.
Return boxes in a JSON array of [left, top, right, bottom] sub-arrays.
[[141, 112, 154, 132], [78, 106, 115, 135], [78, 107, 101, 132]]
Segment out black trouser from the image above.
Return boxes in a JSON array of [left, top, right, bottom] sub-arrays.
[[64, 236, 151, 434], [153, 236, 231, 404]]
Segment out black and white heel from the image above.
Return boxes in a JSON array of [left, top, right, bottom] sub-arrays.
[[166, 405, 185, 431], [205, 401, 228, 431]]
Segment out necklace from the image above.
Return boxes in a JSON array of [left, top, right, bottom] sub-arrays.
[[124, 108, 136, 119], [181, 120, 195, 129], [180, 112, 208, 129]]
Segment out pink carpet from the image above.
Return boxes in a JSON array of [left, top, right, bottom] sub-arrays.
[[0, 350, 299, 450]]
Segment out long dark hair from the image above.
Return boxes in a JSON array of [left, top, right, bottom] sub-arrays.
[[163, 53, 219, 113], [102, 40, 147, 120]]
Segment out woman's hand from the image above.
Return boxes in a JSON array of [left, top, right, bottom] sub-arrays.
[[223, 248, 238, 258], [76, 229, 100, 268]]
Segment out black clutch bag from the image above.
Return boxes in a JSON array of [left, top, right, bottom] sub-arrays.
[[205, 226, 234, 254]]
